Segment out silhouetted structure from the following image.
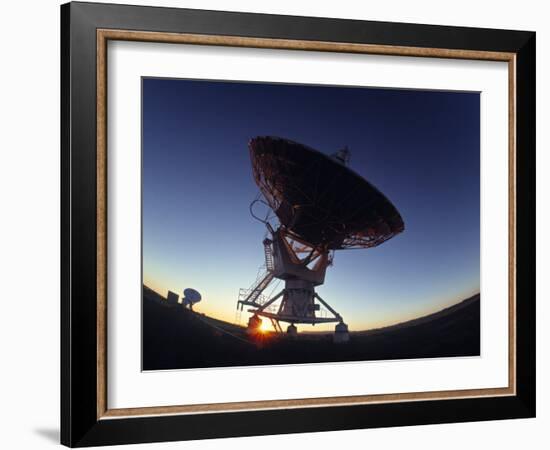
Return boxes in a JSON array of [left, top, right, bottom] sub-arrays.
[[238, 137, 404, 341], [166, 290, 179, 305], [182, 288, 202, 310]]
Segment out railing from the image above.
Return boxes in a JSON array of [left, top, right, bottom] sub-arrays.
[[263, 239, 274, 272], [239, 271, 274, 306], [238, 287, 270, 306], [239, 286, 332, 318]]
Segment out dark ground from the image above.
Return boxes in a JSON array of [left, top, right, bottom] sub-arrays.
[[142, 285, 480, 371]]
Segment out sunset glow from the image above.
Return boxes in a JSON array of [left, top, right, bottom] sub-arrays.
[[259, 320, 271, 333]]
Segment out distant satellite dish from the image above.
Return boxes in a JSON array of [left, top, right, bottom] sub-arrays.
[[182, 288, 202, 310]]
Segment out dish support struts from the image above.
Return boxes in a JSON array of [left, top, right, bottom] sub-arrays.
[[237, 226, 350, 343]]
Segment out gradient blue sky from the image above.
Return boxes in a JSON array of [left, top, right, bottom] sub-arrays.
[[142, 78, 480, 331]]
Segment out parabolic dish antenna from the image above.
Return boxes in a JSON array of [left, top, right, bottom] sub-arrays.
[[249, 136, 404, 250], [238, 136, 405, 342], [182, 288, 202, 310]]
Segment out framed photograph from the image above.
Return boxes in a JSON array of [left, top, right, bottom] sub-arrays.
[[61, 2, 535, 447]]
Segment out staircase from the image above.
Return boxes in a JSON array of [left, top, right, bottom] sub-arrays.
[[237, 239, 276, 310], [263, 238, 275, 272], [238, 271, 275, 308]]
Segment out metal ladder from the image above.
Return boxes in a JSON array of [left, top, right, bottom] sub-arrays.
[[263, 238, 275, 272], [237, 239, 276, 310], [240, 271, 274, 307]]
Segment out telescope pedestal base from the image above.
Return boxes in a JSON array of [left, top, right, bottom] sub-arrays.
[[333, 322, 349, 343], [287, 324, 297, 337]]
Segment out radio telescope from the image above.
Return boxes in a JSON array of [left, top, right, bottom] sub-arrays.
[[182, 288, 201, 310], [237, 137, 404, 342]]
